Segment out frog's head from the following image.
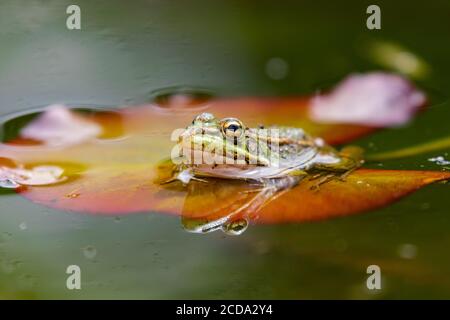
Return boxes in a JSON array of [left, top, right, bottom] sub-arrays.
[[177, 112, 273, 166]]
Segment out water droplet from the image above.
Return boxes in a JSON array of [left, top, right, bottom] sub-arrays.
[[221, 218, 249, 236], [397, 243, 417, 259], [150, 87, 214, 111], [265, 57, 289, 80], [19, 222, 27, 231], [82, 245, 97, 260], [428, 156, 450, 165]]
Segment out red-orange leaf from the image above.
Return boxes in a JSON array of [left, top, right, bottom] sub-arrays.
[[0, 72, 433, 228], [15, 168, 450, 228], [254, 169, 450, 223]]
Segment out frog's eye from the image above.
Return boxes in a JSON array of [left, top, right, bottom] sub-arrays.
[[192, 112, 215, 125], [221, 118, 244, 139]]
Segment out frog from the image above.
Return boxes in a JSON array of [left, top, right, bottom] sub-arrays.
[[158, 112, 364, 234], [167, 112, 363, 183]]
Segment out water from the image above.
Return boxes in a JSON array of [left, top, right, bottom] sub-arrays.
[[150, 87, 214, 111], [82, 245, 98, 260], [0, 0, 449, 299]]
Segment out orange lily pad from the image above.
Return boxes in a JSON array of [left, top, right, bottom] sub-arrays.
[[12, 166, 450, 228], [2, 109, 447, 222], [0, 72, 439, 230], [174, 169, 450, 228], [255, 169, 450, 224]]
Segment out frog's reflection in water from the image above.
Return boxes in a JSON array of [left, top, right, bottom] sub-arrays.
[[157, 166, 302, 235]]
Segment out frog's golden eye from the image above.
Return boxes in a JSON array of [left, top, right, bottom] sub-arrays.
[[220, 118, 244, 139]]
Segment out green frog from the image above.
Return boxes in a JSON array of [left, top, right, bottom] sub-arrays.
[[169, 112, 363, 183], [160, 112, 364, 234]]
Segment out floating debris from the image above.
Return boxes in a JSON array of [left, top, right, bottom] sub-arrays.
[[0, 178, 20, 189], [428, 156, 450, 166], [0, 165, 65, 188], [65, 192, 80, 199]]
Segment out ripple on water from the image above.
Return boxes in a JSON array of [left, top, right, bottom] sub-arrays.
[[149, 86, 214, 113]]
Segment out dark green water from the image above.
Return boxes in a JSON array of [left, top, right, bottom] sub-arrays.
[[0, 0, 449, 299]]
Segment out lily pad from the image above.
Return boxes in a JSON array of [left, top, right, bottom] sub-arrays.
[[0, 72, 443, 231]]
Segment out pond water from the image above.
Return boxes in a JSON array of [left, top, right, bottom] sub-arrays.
[[0, 0, 449, 299]]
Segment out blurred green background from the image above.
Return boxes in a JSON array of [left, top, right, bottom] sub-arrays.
[[0, 0, 449, 299]]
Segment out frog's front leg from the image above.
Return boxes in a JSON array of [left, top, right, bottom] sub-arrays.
[[155, 158, 206, 185]]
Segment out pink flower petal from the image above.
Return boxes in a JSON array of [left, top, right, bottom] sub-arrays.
[[20, 104, 102, 146], [0, 165, 65, 188], [310, 72, 426, 127]]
